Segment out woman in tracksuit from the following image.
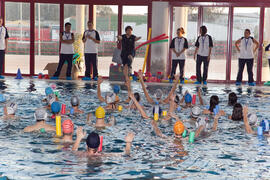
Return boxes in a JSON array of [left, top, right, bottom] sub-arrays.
[[235, 29, 259, 86], [169, 27, 188, 84], [194, 26, 213, 85]]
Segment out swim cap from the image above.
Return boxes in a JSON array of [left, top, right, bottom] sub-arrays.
[[34, 108, 47, 121], [86, 132, 100, 149], [196, 116, 207, 128], [248, 113, 258, 126], [0, 94, 6, 103], [47, 93, 56, 105], [45, 87, 53, 96], [192, 106, 201, 118], [95, 106, 105, 119], [62, 119, 74, 134], [113, 85, 120, 94], [185, 93, 192, 103], [154, 89, 163, 99], [106, 92, 116, 104], [51, 101, 61, 113], [71, 96, 79, 106], [152, 105, 162, 116], [173, 121, 185, 135], [6, 102, 17, 115]]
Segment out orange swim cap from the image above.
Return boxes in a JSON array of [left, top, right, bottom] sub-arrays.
[[173, 121, 185, 135], [62, 119, 74, 134]]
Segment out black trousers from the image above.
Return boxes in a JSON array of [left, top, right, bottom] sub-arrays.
[[121, 54, 133, 75], [0, 50, 5, 75], [196, 55, 209, 82], [236, 58, 254, 83], [53, 54, 73, 77], [170, 59, 185, 81], [268, 59, 270, 67], [85, 53, 98, 78]]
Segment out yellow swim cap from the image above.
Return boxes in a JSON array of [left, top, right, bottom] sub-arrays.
[[95, 106, 105, 119], [173, 121, 185, 135]]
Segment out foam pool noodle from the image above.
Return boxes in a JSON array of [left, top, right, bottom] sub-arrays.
[[70, 108, 74, 115], [189, 132, 195, 143], [177, 106, 181, 112], [192, 94, 196, 105], [56, 116, 62, 137], [182, 129, 187, 138], [154, 113, 159, 121], [162, 111, 167, 117], [61, 104, 66, 115], [98, 136, 103, 152], [258, 126, 263, 136], [118, 105, 123, 112], [40, 128, 45, 133]]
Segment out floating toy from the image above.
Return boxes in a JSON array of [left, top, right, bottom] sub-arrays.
[[154, 113, 159, 121], [70, 108, 74, 115], [257, 126, 263, 136], [189, 131, 195, 143], [40, 128, 45, 133], [61, 104, 66, 115], [182, 129, 187, 138], [118, 105, 123, 112], [98, 136, 103, 152], [162, 111, 167, 117], [56, 116, 62, 137]]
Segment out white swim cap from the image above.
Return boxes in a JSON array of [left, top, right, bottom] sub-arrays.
[[106, 92, 116, 104], [192, 106, 201, 118], [71, 96, 79, 106], [6, 102, 17, 115], [34, 108, 47, 121], [47, 94, 56, 105], [154, 89, 163, 99], [196, 116, 207, 128], [248, 113, 258, 126]]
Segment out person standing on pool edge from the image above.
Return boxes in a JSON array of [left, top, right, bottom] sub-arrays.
[[117, 26, 141, 75], [169, 27, 188, 84], [0, 17, 9, 79], [51, 22, 74, 80], [194, 26, 213, 85], [82, 21, 100, 81], [235, 29, 259, 86]]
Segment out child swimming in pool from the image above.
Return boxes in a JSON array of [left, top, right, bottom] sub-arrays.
[[68, 96, 84, 114], [61, 119, 74, 143], [228, 92, 237, 106], [203, 95, 225, 115], [72, 126, 135, 156], [1, 102, 18, 120], [97, 77, 121, 110], [87, 106, 115, 128], [24, 108, 55, 132], [179, 88, 204, 108]]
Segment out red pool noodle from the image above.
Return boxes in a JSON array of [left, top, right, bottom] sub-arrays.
[[135, 34, 168, 50], [98, 136, 103, 152], [192, 95, 196, 105], [61, 104, 66, 115]]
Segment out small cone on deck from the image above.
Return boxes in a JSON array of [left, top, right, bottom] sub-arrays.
[[15, 68, 23, 79]]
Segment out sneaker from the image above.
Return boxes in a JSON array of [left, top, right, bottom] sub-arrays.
[[194, 81, 201, 84], [66, 77, 72, 80], [235, 82, 241, 86], [0, 75, 5, 79], [180, 80, 185, 84], [93, 77, 98, 81], [248, 82, 256, 86], [203, 81, 207, 85], [82, 77, 91, 81], [50, 76, 58, 80]]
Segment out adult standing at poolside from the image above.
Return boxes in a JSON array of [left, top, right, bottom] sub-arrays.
[[0, 17, 9, 79], [51, 22, 74, 80], [193, 25, 213, 85], [235, 29, 259, 86], [117, 26, 141, 75], [82, 21, 100, 81]]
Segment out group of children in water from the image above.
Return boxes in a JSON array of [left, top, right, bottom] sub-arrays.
[[1, 65, 263, 158]]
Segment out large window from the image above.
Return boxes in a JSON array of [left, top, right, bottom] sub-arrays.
[[5, 2, 30, 74], [231, 8, 260, 81], [202, 7, 229, 80], [172, 7, 198, 79], [263, 8, 270, 82], [95, 5, 118, 76], [35, 3, 59, 74]]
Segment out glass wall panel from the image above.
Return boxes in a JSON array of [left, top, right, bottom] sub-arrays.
[[263, 8, 270, 82], [5, 2, 30, 74]]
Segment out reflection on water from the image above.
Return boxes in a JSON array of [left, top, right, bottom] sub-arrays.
[[0, 78, 269, 179]]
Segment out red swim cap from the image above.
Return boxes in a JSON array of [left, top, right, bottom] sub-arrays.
[[62, 119, 74, 134]]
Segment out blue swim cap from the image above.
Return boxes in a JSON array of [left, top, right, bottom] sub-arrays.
[[113, 85, 120, 94], [51, 101, 61, 113], [45, 87, 53, 96], [0, 94, 6, 103], [185, 93, 192, 103]]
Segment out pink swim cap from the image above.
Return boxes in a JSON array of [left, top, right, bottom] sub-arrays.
[[62, 119, 74, 134]]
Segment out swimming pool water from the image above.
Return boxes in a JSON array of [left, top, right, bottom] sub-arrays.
[[0, 78, 270, 179]]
